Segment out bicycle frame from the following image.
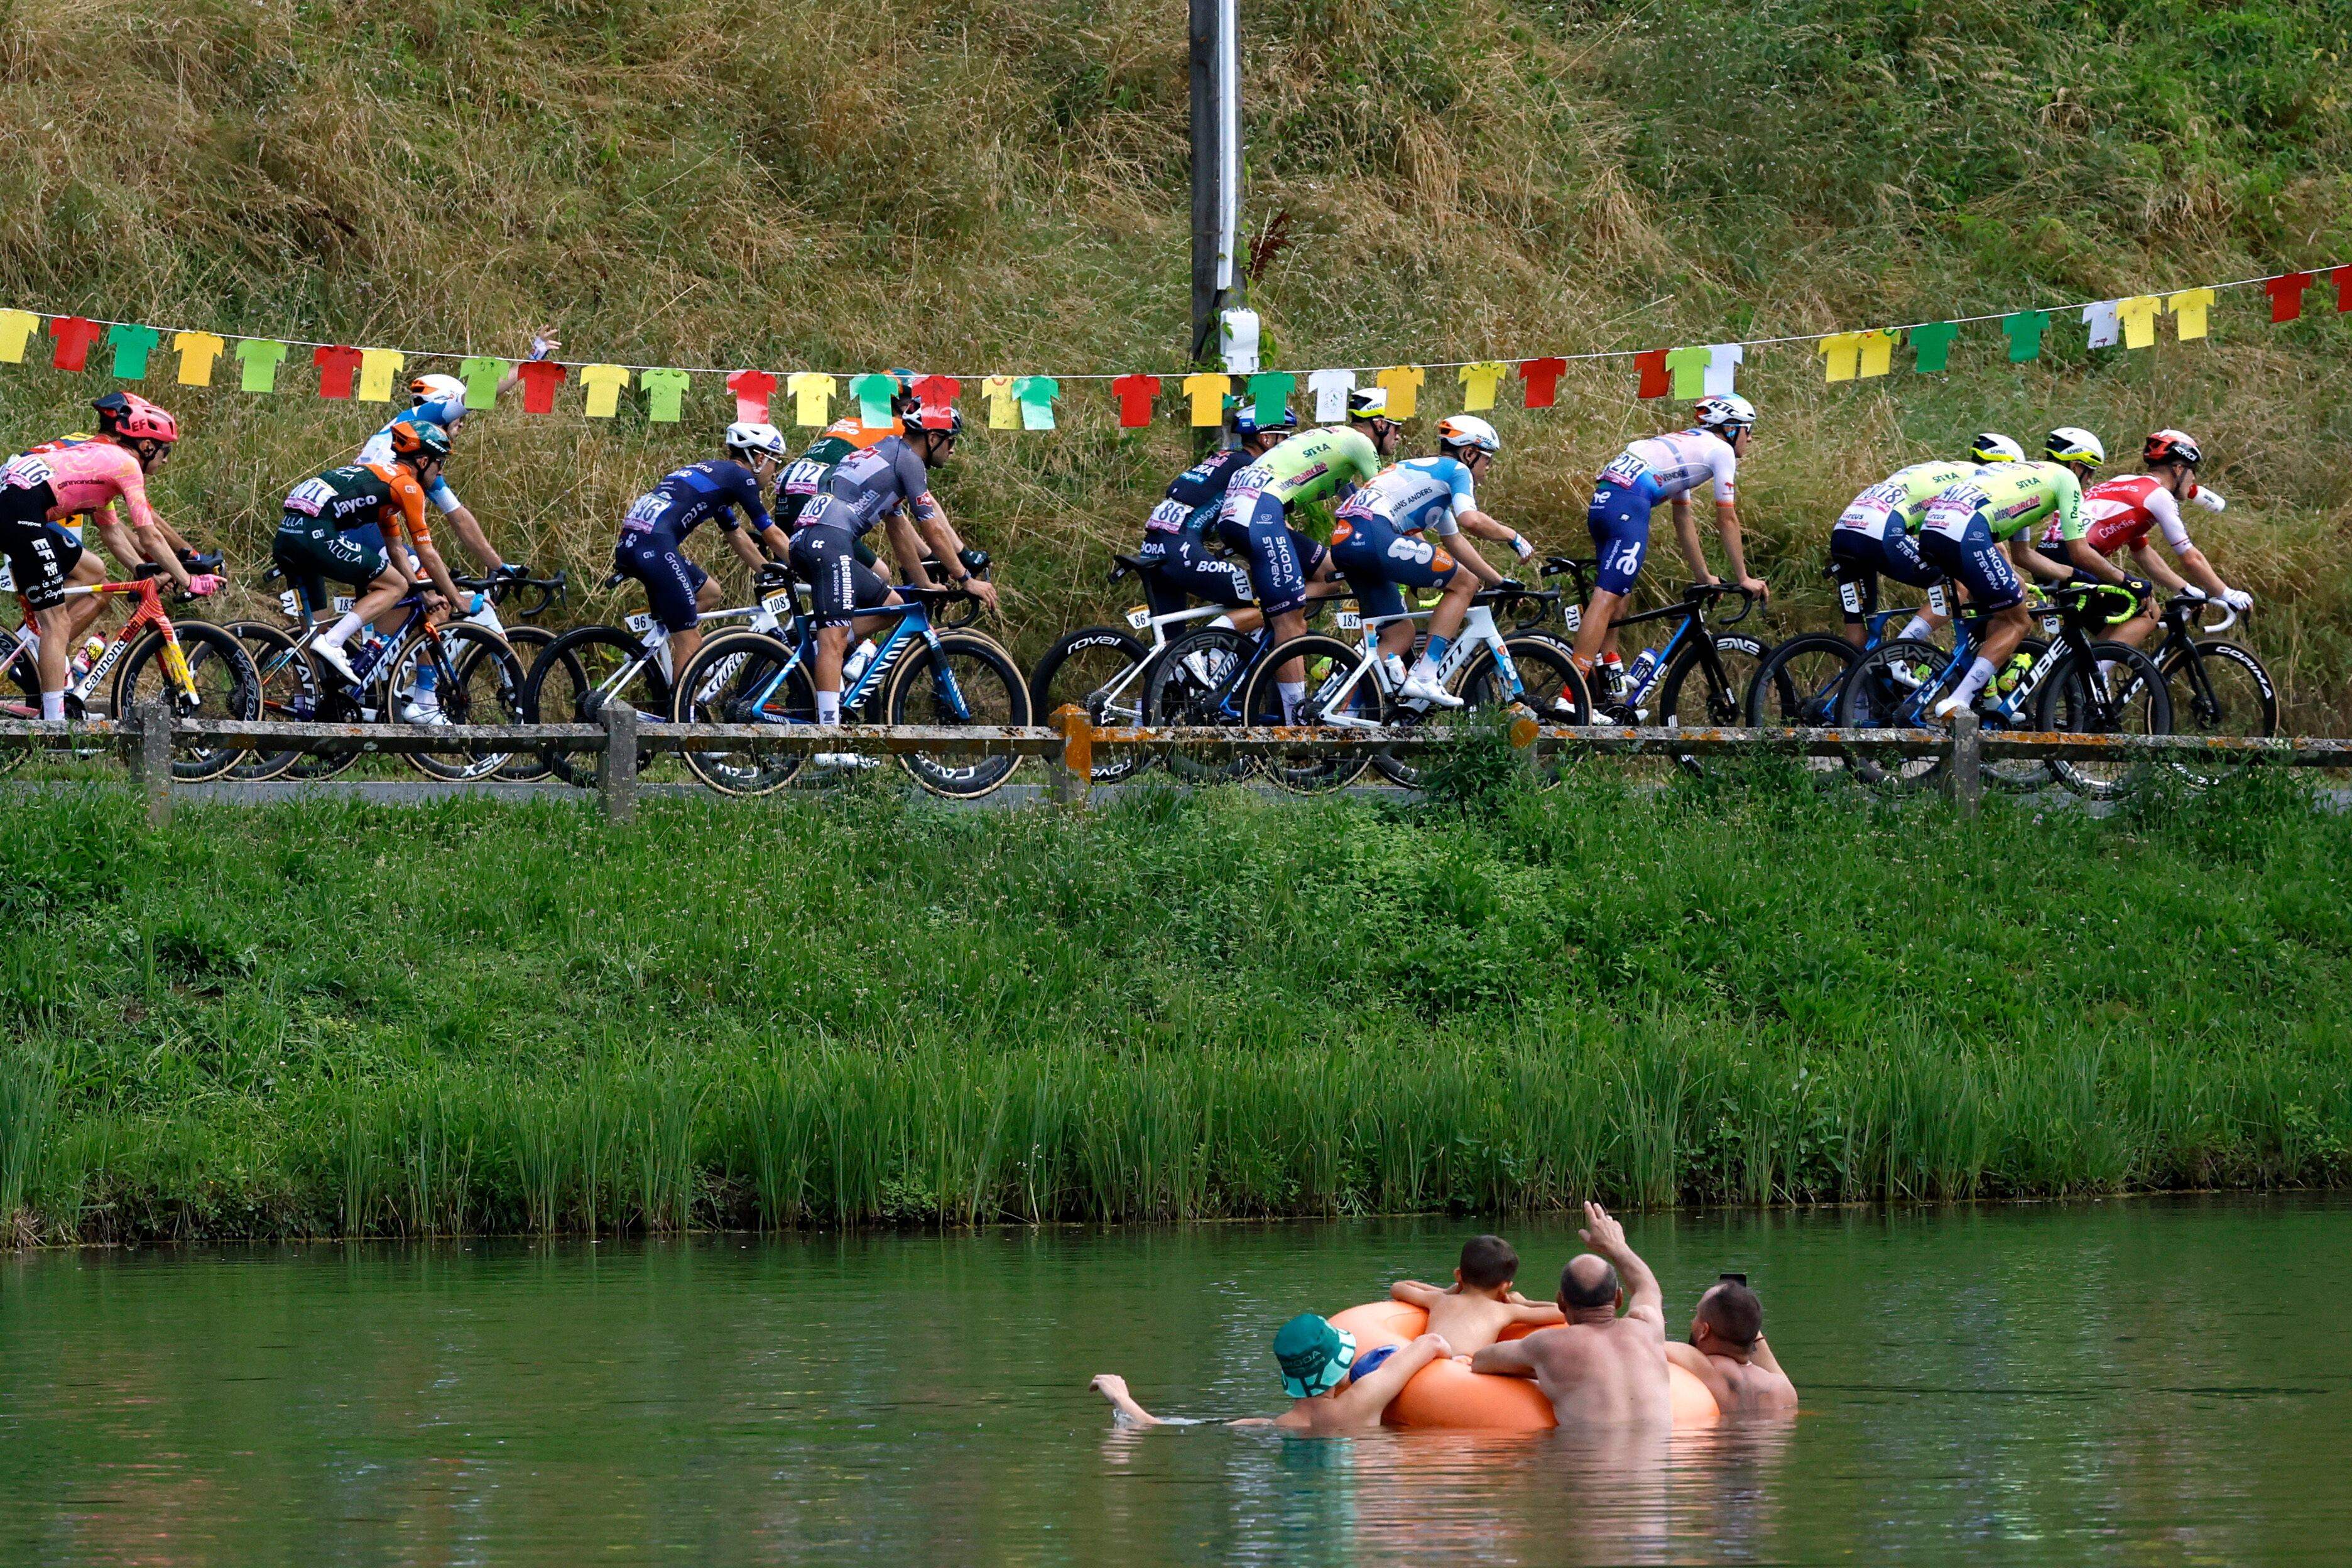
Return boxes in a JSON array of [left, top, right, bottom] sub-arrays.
[[3, 575, 200, 711], [1307, 604, 1520, 730], [1081, 600, 1233, 724], [692, 590, 974, 724]]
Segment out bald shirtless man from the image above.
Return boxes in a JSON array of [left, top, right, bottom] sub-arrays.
[[1666, 1279, 1797, 1412], [1471, 1201, 1670, 1426]]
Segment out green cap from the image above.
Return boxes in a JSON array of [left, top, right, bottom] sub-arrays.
[[1273, 1313, 1357, 1399]]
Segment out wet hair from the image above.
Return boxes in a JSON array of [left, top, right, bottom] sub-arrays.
[[1697, 1282, 1763, 1348], [1559, 1255, 1621, 1309], [1458, 1234, 1518, 1289]]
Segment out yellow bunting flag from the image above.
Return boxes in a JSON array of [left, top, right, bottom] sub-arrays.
[[579, 364, 631, 418]]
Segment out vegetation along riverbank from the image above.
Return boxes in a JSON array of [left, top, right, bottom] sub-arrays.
[[3, 762, 2346, 1243]]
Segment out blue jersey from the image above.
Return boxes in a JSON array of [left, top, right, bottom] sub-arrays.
[[1335, 455, 1478, 536], [617, 460, 773, 547], [357, 395, 467, 510], [1143, 447, 1255, 538]]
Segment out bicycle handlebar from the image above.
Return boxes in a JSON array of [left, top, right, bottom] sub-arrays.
[[453, 569, 569, 618]]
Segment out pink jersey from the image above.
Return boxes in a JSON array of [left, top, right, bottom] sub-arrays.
[[0, 442, 158, 533]]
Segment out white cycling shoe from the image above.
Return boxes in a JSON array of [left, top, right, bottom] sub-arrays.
[[400, 700, 451, 727], [1400, 673, 1462, 709], [310, 640, 360, 685]]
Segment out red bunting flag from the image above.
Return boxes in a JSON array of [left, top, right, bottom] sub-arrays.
[[2336, 266, 2351, 314], [312, 344, 361, 398], [1519, 356, 1566, 409], [725, 369, 775, 423], [1110, 373, 1160, 428], [2265, 273, 2314, 324], [910, 374, 961, 430], [1633, 349, 1669, 399], [516, 359, 565, 414], [47, 316, 101, 373]]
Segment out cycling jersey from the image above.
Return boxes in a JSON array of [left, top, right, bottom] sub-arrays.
[[1594, 429, 1738, 508], [1920, 462, 2084, 544], [1233, 426, 1384, 510], [616, 459, 772, 547], [2042, 473, 2194, 556], [283, 463, 433, 548], [774, 416, 901, 526], [797, 436, 939, 539], [357, 395, 466, 514], [1334, 456, 1478, 537], [4, 442, 161, 535], [1331, 508, 1457, 621], [21, 433, 106, 542], [1833, 461, 1979, 542], [1143, 447, 1255, 538]]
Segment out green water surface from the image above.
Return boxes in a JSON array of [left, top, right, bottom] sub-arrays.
[[3, 1197, 2347, 1565]]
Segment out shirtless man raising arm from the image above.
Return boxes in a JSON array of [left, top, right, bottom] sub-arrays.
[[1471, 1202, 1670, 1426], [1666, 1279, 1797, 1413]]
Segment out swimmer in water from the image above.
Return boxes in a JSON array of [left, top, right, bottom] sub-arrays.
[[1471, 1201, 1672, 1427], [1665, 1277, 1797, 1412], [1089, 1315, 1454, 1432], [1389, 1234, 1567, 1353]]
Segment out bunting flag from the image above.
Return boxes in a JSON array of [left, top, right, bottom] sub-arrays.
[[2338, 266, 2352, 313], [0, 262, 2333, 435]]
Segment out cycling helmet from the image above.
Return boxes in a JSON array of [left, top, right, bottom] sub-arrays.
[[387, 419, 452, 462], [2045, 427, 2106, 467], [1435, 414, 1500, 454], [1968, 432, 2025, 464], [1232, 400, 1298, 437], [910, 405, 964, 437], [1347, 386, 1391, 420], [724, 421, 789, 461], [2144, 428, 2202, 469], [887, 368, 920, 416], [95, 391, 178, 444], [1694, 393, 1756, 433], [409, 373, 467, 410]]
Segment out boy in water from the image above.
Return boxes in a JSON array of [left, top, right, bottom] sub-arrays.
[[1089, 1314, 1453, 1432], [1665, 1277, 1797, 1412], [1389, 1234, 1567, 1353]]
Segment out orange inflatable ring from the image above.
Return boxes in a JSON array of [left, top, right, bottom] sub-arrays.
[[1326, 1301, 1719, 1430]]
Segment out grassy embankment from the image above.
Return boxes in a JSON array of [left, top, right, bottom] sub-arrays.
[[4, 0, 2352, 717], [3, 762, 2347, 1241]]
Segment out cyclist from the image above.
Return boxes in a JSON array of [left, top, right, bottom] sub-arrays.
[[3, 395, 220, 720], [356, 368, 531, 579], [607, 423, 795, 681], [1131, 400, 1293, 625], [1915, 429, 2101, 719], [1329, 414, 1537, 707], [1216, 387, 1400, 722], [2038, 429, 2248, 650], [1571, 395, 1767, 705], [1827, 434, 2023, 650], [276, 421, 470, 695], [790, 409, 993, 725], [777, 370, 991, 600]]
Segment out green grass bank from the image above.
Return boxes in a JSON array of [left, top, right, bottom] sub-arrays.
[[3, 765, 2347, 1242], [6, 0, 2352, 716]]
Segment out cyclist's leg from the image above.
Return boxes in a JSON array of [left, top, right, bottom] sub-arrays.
[[1827, 535, 1881, 650], [1232, 494, 1314, 712], [668, 559, 722, 673], [4, 500, 83, 717], [790, 525, 871, 723], [1572, 485, 1650, 674], [1921, 516, 2025, 712], [1877, 528, 1948, 643]]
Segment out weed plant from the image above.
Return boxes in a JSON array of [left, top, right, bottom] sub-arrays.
[[0, 767, 2346, 1240]]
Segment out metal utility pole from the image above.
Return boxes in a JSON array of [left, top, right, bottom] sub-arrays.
[[1189, 0, 1240, 363]]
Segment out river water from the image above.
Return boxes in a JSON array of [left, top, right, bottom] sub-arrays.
[[2, 1196, 2346, 1565]]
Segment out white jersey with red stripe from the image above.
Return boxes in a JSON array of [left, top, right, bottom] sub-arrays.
[[2045, 473, 2194, 557]]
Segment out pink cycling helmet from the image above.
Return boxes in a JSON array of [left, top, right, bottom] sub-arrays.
[[97, 391, 180, 444]]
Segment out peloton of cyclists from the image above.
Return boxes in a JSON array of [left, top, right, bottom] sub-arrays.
[[1131, 399, 1293, 626], [1827, 434, 2023, 651], [2037, 429, 2250, 650]]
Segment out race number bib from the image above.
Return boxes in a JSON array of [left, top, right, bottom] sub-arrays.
[[0, 454, 55, 491], [284, 476, 337, 517], [1144, 499, 1192, 535]]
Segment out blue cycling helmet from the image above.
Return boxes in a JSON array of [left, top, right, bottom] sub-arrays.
[[1233, 401, 1297, 438]]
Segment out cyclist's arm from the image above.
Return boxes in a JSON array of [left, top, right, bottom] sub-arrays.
[[1449, 534, 1506, 588], [2167, 543, 2230, 597], [1456, 508, 1535, 562], [444, 503, 501, 575], [913, 497, 998, 610], [722, 523, 771, 572], [2064, 536, 2125, 582], [2008, 538, 2076, 582], [752, 521, 793, 562], [90, 514, 150, 574], [2130, 542, 2192, 595], [1671, 495, 1716, 585], [408, 533, 465, 606], [1714, 500, 1764, 597]]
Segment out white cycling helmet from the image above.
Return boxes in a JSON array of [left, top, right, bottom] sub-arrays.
[[1968, 432, 2025, 464], [1694, 393, 1756, 432], [1435, 414, 1500, 454], [2045, 426, 2106, 467], [725, 421, 789, 461], [1346, 386, 1391, 420], [409, 373, 467, 410]]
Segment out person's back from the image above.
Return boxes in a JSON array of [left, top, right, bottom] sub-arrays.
[[1926, 459, 2082, 543], [1251, 425, 1383, 508], [1667, 1280, 1797, 1413], [1603, 427, 1739, 508], [1471, 1203, 1671, 1426], [1390, 1234, 1564, 1354]]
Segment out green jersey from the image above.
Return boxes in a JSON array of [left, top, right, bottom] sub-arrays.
[[1244, 426, 1385, 508], [1920, 460, 2085, 543], [1835, 460, 1981, 539]]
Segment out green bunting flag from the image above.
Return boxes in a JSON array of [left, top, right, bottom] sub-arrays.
[[2001, 311, 2050, 363], [1909, 321, 1958, 373]]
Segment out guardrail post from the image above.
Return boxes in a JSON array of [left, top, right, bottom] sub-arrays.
[[1047, 704, 1092, 808], [1949, 710, 1981, 819], [1508, 707, 1541, 781], [598, 700, 638, 824], [131, 698, 173, 830]]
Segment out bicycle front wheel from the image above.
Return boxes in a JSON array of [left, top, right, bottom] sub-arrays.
[[670, 629, 810, 797], [1029, 626, 1152, 784], [885, 631, 1031, 798], [521, 625, 667, 789], [1393, 635, 1592, 789], [403, 624, 528, 782], [2035, 640, 2172, 800], [222, 620, 317, 781], [2159, 639, 2277, 788], [1657, 633, 1770, 775], [1236, 633, 1371, 793], [1142, 627, 1257, 783], [1833, 638, 1949, 792], [113, 621, 260, 782]]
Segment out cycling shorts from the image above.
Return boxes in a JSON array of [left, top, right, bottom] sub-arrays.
[[273, 513, 389, 615], [0, 481, 82, 612], [788, 523, 891, 631], [1918, 511, 2024, 614], [1216, 491, 1327, 619], [1586, 484, 1651, 596], [614, 533, 707, 633], [1827, 529, 1940, 623], [1135, 533, 1253, 619], [1329, 512, 1457, 622]]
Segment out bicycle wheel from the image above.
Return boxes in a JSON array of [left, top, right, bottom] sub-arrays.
[[1745, 632, 1856, 729], [520, 625, 668, 789], [494, 625, 558, 782], [1656, 633, 1769, 774], [401, 624, 527, 782], [2159, 640, 2277, 787], [670, 628, 810, 797], [1141, 627, 1257, 783], [112, 621, 260, 783], [1382, 635, 1592, 789], [222, 620, 317, 781], [0, 642, 35, 773], [1981, 637, 2052, 793], [1236, 634, 1372, 793], [1833, 638, 1949, 792], [885, 631, 1031, 798], [2035, 640, 2172, 800], [1029, 626, 1152, 784]]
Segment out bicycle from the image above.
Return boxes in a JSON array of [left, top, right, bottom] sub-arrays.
[[1026, 552, 1251, 784], [2147, 591, 2276, 787], [667, 582, 1031, 798], [0, 567, 259, 781], [1745, 570, 1951, 728], [1138, 585, 1361, 787], [1542, 556, 1770, 736], [1836, 581, 2171, 799], [1242, 587, 1591, 792]]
